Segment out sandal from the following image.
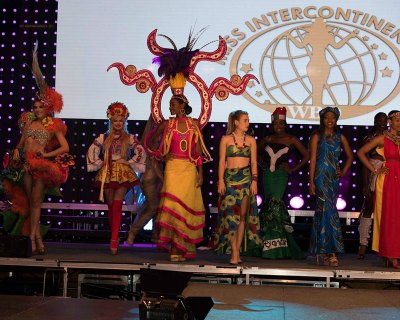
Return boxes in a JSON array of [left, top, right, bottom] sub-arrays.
[[170, 254, 186, 262], [126, 231, 135, 246], [35, 237, 45, 255], [357, 245, 367, 260], [328, 255, 339, 267]]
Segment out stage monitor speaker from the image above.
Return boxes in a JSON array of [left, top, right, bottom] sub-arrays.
[[0, 234, 32, 258], [139, 269, 213, 320]]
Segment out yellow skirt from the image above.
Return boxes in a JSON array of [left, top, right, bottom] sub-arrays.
[[372, 173, 385, 252], [156, 158, 205, 258], [95, 161, 139, 189]]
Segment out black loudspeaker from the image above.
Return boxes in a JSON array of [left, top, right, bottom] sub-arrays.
[[0, 234, 32, 258], [139, 269, 213, 320]]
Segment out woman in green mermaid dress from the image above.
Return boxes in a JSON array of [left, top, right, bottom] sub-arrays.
[[258, 107, 309, 259]]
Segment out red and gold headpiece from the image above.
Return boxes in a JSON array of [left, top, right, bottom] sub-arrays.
[[106, 102, 129, 119]]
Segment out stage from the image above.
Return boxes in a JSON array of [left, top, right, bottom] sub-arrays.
[[0, 242, 399, 299]]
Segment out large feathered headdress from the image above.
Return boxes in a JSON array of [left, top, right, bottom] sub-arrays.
[[152, 27, 215, 97], [32, 41, 63, 115]]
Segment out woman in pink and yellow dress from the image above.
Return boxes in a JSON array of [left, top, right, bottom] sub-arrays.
[[146, 93, 211, 261]]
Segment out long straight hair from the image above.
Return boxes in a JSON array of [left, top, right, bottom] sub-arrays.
[[103, 117, 130, 157], [226, 110, 248, 135]]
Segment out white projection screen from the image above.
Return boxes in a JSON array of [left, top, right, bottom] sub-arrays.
[[56, 0, 400, 124]]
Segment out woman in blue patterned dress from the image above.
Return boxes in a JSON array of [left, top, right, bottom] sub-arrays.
[[309, 107, 353, 267]]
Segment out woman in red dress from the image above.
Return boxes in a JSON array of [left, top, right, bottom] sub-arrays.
[[357, 110, 400, 269]]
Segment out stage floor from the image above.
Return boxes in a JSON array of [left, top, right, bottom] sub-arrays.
[[1, 284, 400, 320], [26, 242, 400, 272], [1, 242, 399, 289]]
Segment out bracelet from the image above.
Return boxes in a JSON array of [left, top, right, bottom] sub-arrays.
[[251, 175, 258, 181]]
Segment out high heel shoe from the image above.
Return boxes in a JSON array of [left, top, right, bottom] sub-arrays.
[[126, 230, 135, 246], [35, 237, 45, 255], [31, 239, 38, 255], [328, 255, 339, 267], [385, 258, 400, 269], [357, 245, 367, 260], [170, 254, 186, 262]]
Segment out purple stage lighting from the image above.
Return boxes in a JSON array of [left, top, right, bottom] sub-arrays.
[[256, 194, 263, 207], [290, 196, 304, 209], [336, 198, 347, 210]]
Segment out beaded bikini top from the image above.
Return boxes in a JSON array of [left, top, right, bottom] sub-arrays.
[[25, 128, 49, 146]]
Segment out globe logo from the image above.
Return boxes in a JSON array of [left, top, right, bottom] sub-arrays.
[[230, 18, 400, 120]]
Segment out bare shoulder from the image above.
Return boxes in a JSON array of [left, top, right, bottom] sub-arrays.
[[247, 135, 257, 144]]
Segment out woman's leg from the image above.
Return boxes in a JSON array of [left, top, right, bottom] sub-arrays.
[[30, 179, 45, 253], [234, 195, 249, 263], [22, 173, 35, 250], [109, 187, 127, 254], [105, 189, 114, 228]]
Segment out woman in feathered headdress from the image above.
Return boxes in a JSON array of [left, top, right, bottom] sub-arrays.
[[4, 42, 72, 254], [86, 102, 146, 255], [145, 30, 212, 262]]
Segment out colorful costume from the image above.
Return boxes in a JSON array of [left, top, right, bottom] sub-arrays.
[[0, 41, 73, 237], [151, 117, 211, 258], [372, 132, 400, 258], [259, 143, 304, 259], [309, 132, 344, 255], [87, 133, 145, 190], [213, 144, 262, 257], [86, 101, 146, 253]]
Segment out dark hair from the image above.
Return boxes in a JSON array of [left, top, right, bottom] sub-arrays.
[[184, 104, 192, 115], [171, 96, 192, 115], [388, 110, 400, 118], [312, 110, 339, 138], [374, 112, 387, 121]]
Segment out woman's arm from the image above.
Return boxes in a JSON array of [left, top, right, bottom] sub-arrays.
[[257, 136, 268, 166], [290, 136, 309, 173], [250, 136, 258, 196], [339, 134, 354, 177], [126, 134, 147, 173], [218, 136, 227, 195], [86, 134, 104, 172], [43, 130, 69, 158], [308, 133, 318, 196], [357, 135, 385, 173], [148, 121, 166, 152]]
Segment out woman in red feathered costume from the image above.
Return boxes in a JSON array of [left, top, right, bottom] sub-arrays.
[[6, 43, 73, 254]]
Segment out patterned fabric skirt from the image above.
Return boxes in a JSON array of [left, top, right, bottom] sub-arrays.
[[156, 158, 205, 258], [309, 180, 344, 255], [95, 161, 139, 189], [259, 168, 304, 259], [212, 166, 262, 256]]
